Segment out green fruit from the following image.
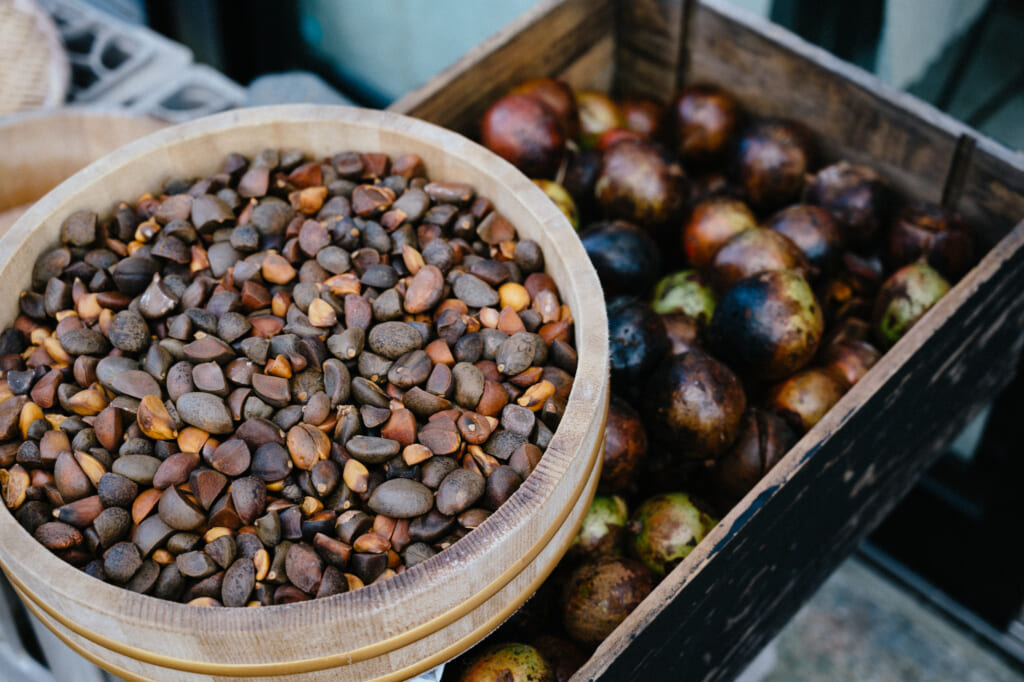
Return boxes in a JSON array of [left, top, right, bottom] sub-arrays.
[[569, 495, 629, 559], [873, 262, 950, 349], [460, 642, 554, 682], [533, 179, 579, 231], [627, 493, 717, 576], [649, 269, 716, 323]]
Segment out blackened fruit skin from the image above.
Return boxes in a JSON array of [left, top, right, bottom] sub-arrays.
[[562, 556, 656, 647], [805, 161, 890, 249], [595, 139, 686, 227], [581, 221, 662, 298], [765, 204, 844, 279], [734, 120, 813, 210], [643, 349, 746, 460], [606, 297, 669, 392], [667, 84, 740, 166], [562, 147, 603, 218], [710, 408, 796, 509], [481, 94, 566, 179], [887, 202, 976, 281], [600, 394, 648, 493], [708, 269, 824, 381]]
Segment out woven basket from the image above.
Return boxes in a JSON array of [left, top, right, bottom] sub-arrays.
[[0, 0, 69, 116]]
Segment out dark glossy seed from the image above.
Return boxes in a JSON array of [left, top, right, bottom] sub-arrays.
[[231, 476, 267, 525], [139, 276, 178, 319], [206, 534, 237, 570], [495, 332, 537, 376], [345, 436, 400, 465], [183, 337, 235, 364], [125, 558, 160, 594], [61, 210, 97, 247], [482, 465, 523, 510], [403, 542, 436, 568], [217, 312, 251, 343], [327, 327, 364, 360], [192, 362, 228, 396], [177, 550, 218, 579], [436, 469, 485, 516], [483, 430, 528, 461], [152, 452, 200, 490], [452, 362, 485, 408], [367, 321, 423, 359], [352, 377, 390, 408], [132, 515, 175, 556], [408, 509, 456, 543], [210, 439, 251, 476], [251, 374, 290, 408], [113, 257, 157, 296], [166, 361, 195, 402], [251, 443, 293, 481], [403, 386, 452, 419], [501, 404, 535, 437], [189, 469, 227, 510], [368, 479, 434, 518]]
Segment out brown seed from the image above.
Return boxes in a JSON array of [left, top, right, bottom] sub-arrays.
[[509, 443, 543, 479], [286, 424, 330, 470], [94, 405, 124, 451], [231, 476, 267, 525], [368, 479, 434, 518], [436, 469, 486, 516], [262, 254, 296, 284], [68, 387, 107, 416], [131, 487, 163, 524], [456, 412, 493, 445], [54, 451, 93, 502], [402, 444, 433, 466], [73, 450, 107, 486], [177, 550, 218, 579], [152, 452, 200, 489], [108, 370, 161, 400], [222, 557, 256, 607], [424, 339, 455, 366], [34, 521, 83, 550], [418, 424, 461, 456], [517, 380, 555, 411], [137, 395, 178, 440], [307, 298, 337, 328], [403, 265, 444, 314], [94, 507, 132, 547], [189, 469, 228, 510], [343, 459, 369, 493], [264, 354, 293, 379], [476, 380, 509, 417], [344, 435, 400, 464], [158, 485, 206, 531], [353, 532, 390, 554], [352, 184, 396, 216], [251, 374, 291, 408], [285, 543, 323, 594], [209, 439, 251, 477], [380, 408, 417, 447], [112, 455, 161, 486], [52, 495, 104, 527], [133, 514, 175, 556]]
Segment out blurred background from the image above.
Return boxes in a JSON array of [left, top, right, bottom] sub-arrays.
[[2, 1, 1024, 680]]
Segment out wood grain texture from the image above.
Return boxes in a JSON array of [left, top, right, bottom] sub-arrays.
[[0, 109, 167, 219], [0, 105, 609, 680], [389, 0, 614, 134], [613, 0, 689, 100]]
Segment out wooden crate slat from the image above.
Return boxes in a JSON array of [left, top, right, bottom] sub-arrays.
[[389, 0, 614, 135], [578, 220, 1024, 680], [613, 0, 689, 100]]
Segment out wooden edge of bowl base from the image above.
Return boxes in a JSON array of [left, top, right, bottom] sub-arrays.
[[0, 104, 610, 678]]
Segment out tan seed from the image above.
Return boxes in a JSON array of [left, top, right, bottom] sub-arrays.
[[204, 526, 234, 544], [307, 298, 337, 328], [187, 597, 221, 607], [401, 243, 424, 275], [345, 573, 364, 592], [132, 487, 163, 524], [286, 424, 330, 470], [178, 426, 210, 454], [152, 549, 175, 565], [517, 380, 555, 411], [1, 464, 29, 509], [324, 272, 361, 297], [265, 355, 292, 379], [353, 532, 390, 554], [138, 395, 178, 440], [68, 387, 107, 416], [402, 444, 433, 466], [262, 253, 296, 284], [74, 450, 107, 486], [498, 282, 530, 312], [343, 459, 369, 493], [20, 401, 44, 438]]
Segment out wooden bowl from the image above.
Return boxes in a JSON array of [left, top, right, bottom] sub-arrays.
[[0, 108, 168, 237], [0, 105, 609, 681]]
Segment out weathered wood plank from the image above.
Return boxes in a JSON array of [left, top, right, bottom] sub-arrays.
[[389, 0, 614, 135], [578, 219, 1024, 680], [613, 0, 689, 100]]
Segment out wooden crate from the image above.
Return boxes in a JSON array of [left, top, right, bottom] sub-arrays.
[[390, 0, 1024, 680]]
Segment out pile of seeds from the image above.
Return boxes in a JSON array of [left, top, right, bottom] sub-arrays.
[[0, 148, 577, 607]]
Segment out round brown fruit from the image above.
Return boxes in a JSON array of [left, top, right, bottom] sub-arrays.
[[481, 93, 566, 179], [530, 634, 588, 682], [735, 120, 813, 210], [709, 408, 796, 508], [887, 202, 975, 281], [766, 367, 850, 434], [601, 394, 648, 492], [765, 204, 844, 279], [595, 139, 686, 227], [562, 556, 656, 646], [707, 269, 824, 381], [805, 160, 890, 248], [660, 312, 704, 355], [667, 84, 740, 165], [681, 196, 757, 268], [509, 77, 581, 140], [708, 227, 809, 291], [459, 642, 554, 682], [643, 349, 746, 460], [627, 492, 717, 576]]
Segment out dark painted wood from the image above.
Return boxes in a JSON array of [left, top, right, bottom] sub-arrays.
[[613, 0, 688, 100], [583, 222, 1024, 681]]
